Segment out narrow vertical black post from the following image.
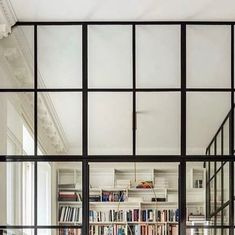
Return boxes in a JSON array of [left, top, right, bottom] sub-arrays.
[[82, 24, 89, 235], [229, 24, 234, 235], [180, 23, 186, 235], [132, 24, 136, 156], [33, 24, 38, 235], [214, 141, 217, 234]]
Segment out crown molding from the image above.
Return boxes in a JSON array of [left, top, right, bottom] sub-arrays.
[[0, 0, 17, 39]]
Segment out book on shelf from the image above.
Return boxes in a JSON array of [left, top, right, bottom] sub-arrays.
[[102, 190, 126, 202], [58, 184, 78, 189], [128, 224, 178, 235], [58, 191, 82, 202], [59, 228, 81, 235], [141, 209, 179, 223], [90, 194, 101, 202], [90, 225, 125, 235], [59, 206, 82, 223]]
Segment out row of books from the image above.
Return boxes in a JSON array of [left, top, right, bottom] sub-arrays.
[[89, 209, 139, 222], [142, 209, 179, 222], [89, 209, 179, 223], [58, 191, 82, 202], [59, 206, 82, 223], [129, 224, 178, 235], [89, 224, 178, 235], [59, 229, 81, 235], [90, 225, 125, 235], [102, 191, 125, 202]]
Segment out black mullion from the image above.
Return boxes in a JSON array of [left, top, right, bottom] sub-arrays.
[[229, 24, 234, 235], [221, 163, 224, 235], [33, 24, 38, 234], [82, 23, 89, 235], [132, 24, 136, 157], [214, 161, 217, 235], [180, 23, 186, 235], [15, 21, 235, 26], [229, 25, 235, 235]]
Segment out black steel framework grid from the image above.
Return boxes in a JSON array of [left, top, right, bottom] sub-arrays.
[[0, 21, 235, 235]]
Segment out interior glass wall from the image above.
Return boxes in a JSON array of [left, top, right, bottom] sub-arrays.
[[0, 22, 234, 235]]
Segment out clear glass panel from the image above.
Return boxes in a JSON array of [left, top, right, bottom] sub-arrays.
[[88, 25, 132, 88], [216, 133, 222, 156], [0, 26, 34, 88], [216, 168, 222, 210], [210, 177, 215, 215], [89, 162, 178, 232], [0, 162, 34, 225], [187, 92, 230, 155], [38, 26, 82, 88], [136, 92, 180, 155], [223, 162, 229, 203], [88, 92, 132, 155], [38, 92, 82, 155], [221, 205, 229, 226], [187, 25, 230, 88], [38, 162, 82, 226], [0, 92, 34, 155], [136, 25, 180, 88], [223, 120, 230, 155], [186, 162, 206, 225]]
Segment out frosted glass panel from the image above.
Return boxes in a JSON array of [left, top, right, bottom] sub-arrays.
[[88, 26, 132, 88], [187, 25, 230, 88], [136, 92, 180, 155], [0, 26, 34, 88], [187, 92, 230, 155], [38, 92, 82, 155], [38, 26, 82, 88], [136, 25, 180, 88], [89, 92, 132, 155]]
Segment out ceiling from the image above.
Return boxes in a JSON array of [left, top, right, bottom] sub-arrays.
[[9, 0, 235, 21]]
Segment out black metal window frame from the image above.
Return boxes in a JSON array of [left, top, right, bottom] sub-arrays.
[[0, 21, 234, 235]]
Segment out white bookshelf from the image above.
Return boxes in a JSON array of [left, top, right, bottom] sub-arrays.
[[56, 164, 207, 235]]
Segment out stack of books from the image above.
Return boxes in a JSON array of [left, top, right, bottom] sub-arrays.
[[58, 191, 82, 202], [188, 215, 205, 222]]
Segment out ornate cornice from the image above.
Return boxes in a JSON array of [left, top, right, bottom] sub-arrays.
[[0, 0, 17, 39]]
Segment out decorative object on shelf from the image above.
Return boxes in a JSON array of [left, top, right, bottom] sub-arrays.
[[136, 181, 154, 189]]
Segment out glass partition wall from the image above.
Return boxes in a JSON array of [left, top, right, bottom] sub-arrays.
[[0, 22, 234, 235]]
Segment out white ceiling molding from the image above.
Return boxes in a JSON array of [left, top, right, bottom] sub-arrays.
[[0, 28, 33, 87], [0, 26, 69, 154], [0, 0, 16, 39], [37, 93, 69, 153]]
